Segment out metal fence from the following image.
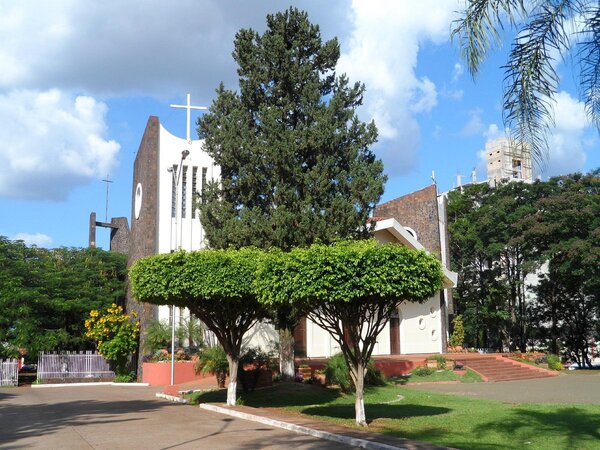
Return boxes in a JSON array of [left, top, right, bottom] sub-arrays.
[[37, 351, 115, 382], [0, 359, 18, 386]]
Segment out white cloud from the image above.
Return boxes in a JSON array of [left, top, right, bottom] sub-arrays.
[[0, 1, 348, 102], [484, 123, 503, 140], [462, 109, 485, 135], [337, 0, 460, 175], [0, 0, 465, 184], [441, 88, 464, 100], [12, 232, 53, 247], [452, 63, 464, 82], [0, 89, 120, 200], [541, 91, 588, 176], [410, 77, 438, 113]]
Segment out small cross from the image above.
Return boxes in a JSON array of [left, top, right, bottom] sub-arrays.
[[102, 175, 113, 222], [170, 93, 207, 143]]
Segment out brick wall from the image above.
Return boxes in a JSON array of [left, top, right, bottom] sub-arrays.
[[109, 217, 129, 254], [374, 184, 442, 259], [126, 116, 160, 376]]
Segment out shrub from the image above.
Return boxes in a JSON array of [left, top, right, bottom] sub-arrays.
[[324, 353, 386, 392], [364, 359, 386, 386], [195, 345, 229, 388], [238, 346, 276, 392], [85, 304, 140, 375], [325, 353, 352, 392], [450, 315, 465, 348], [143, 319, 171, 354], [412, 366, 434, 376], [429, 355, 447, 370], [114, 372, 136, 383], [547, 353, 562, 371]]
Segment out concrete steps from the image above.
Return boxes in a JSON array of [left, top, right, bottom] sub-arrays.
[[456, 356, 558, 382]]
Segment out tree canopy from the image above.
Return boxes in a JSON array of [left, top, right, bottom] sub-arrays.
[[453, 0, 600, 164], [448, 172, 599, 364], [129, 248, 268, 405], [256, 239, 444, 426], [0, 238, 127, 360], [197, 7, 386, 250]]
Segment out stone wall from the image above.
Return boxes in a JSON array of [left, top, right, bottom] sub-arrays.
[[374, 184, 442, 259], [109, 217, 130, 254], [126, 116, 160, 375]]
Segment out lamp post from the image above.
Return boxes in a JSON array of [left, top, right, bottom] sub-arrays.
[[167, 149, 190, 386]]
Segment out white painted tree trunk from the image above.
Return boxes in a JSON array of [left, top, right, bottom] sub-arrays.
[[226, 356, 239, 406], [353, 362, 367, 427], [279, 328, 295, 381]]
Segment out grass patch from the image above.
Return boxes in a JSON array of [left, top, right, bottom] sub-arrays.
[[390, 368, 482, 384], [189, 382, 600, 449]]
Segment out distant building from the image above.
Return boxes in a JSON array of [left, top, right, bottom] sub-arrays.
[[486, 137, 533, 185]]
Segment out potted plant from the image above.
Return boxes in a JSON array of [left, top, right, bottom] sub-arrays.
[[313, 369, 326, 386], [297, 364, 312, 380]]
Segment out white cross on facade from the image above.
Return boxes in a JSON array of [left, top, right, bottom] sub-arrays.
[[170, 93, 207, 143]]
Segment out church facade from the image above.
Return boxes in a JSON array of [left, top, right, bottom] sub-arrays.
[[125, 115, 219, 330], [125, 114, 456, 357]]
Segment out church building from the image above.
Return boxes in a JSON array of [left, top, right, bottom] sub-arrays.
[[120, 97, 456, 358]]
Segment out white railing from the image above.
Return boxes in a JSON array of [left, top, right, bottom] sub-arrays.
[[0, 359, 19, 386], [37, 351, 115, 382]]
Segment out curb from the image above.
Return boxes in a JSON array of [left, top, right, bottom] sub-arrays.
[[199, 403, 404, 450], [32, 382, 150, 388], [155, 392, 189, 404]]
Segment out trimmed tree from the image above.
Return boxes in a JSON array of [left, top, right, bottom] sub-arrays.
[[255, 240, 444, 426], [197, 8, 386, 380], [129, 249, 267, 405]]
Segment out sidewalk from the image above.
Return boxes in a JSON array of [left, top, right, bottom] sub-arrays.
[[156, 380, 453, 450], [199, 402, 453, 450]]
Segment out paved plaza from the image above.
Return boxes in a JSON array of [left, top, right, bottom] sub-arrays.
[[406, 371, 600, 404], [0, 385, 353, 450], [2, 373, 598, 449]]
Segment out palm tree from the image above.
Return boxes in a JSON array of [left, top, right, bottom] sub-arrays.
[[453, 0, 600, 165]]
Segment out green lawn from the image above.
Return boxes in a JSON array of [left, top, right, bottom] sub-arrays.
[[392, 368, 482, 384], [189, 382, 600, 449]]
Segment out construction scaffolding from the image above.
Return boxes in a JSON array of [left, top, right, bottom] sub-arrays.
[[485, 138, 533, 186]]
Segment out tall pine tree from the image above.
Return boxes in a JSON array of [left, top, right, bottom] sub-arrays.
[[198, 8, 386, 379]]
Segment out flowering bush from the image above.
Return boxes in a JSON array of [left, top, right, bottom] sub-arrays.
[[85, 304, 140, 375], [150, 347, 192, 363]]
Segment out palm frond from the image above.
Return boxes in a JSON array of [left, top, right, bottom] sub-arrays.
[[578, 3, 600, 130], [452, 0, 527, 77], [503, 0, 578, 165]]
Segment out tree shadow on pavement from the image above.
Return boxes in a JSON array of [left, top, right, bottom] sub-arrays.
[[0, 395, 169, 446]]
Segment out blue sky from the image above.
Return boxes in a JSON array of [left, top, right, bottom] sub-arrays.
[[1, 1, 598, 250]]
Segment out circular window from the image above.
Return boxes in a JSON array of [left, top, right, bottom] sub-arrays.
[[430, 306, 437, 318], [418, 317, 426, 330], [134, 183, 143, 219], [431, 329, 438, 341]]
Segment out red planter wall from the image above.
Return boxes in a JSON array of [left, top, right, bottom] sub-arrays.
[[142, 362, 211, 386]]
